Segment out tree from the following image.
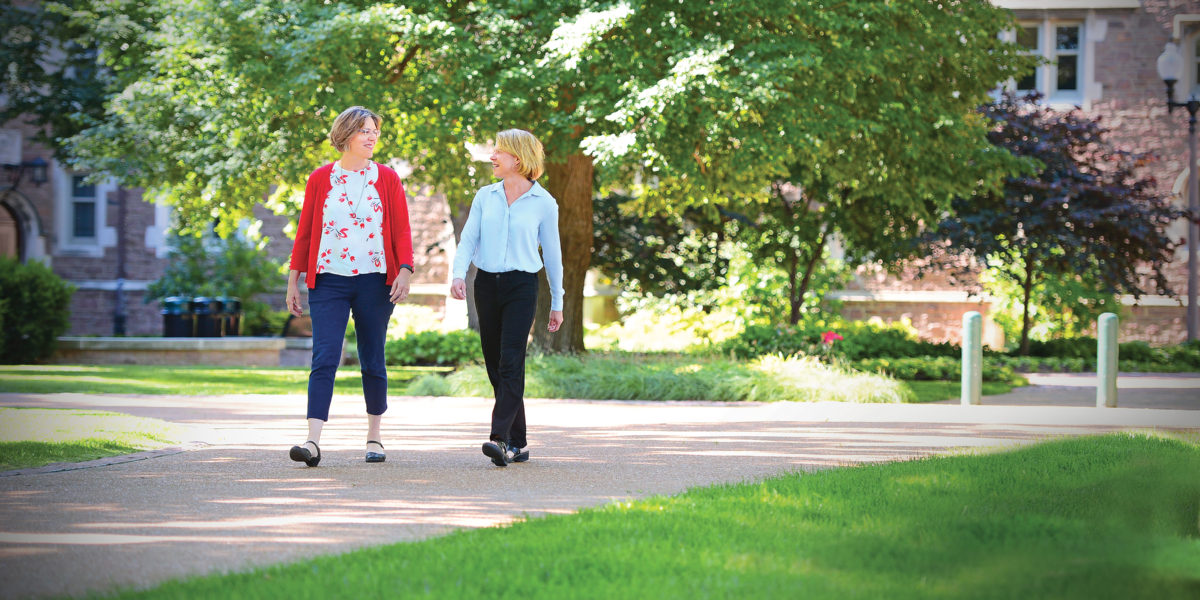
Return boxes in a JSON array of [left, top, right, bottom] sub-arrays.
[[591, 192, 727, 296], [0, 1, 159, 149], [924, 93, 1187, 354], [66, 0, 1032, 352]]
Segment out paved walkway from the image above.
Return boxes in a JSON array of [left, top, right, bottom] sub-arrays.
[[0, 374, 1197, 599]]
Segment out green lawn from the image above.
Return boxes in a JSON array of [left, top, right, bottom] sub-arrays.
[[0, 407, 182, 470], [904, 379, 1024, 404], [107, 433, 1200, 599], [0, 365, 444, 395]]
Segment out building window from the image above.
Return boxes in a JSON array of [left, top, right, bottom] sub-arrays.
[[1054, 25, 1079, 93], [1009, 20, 1085, 104], [1016, 25, 1040, 92], [71, 175, 96, 240], [1192, 35, 1200, 98]]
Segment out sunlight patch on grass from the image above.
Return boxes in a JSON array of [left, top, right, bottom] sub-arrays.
[[0, 408, 182, 470]]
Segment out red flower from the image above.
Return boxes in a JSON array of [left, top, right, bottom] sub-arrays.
[[821, 331, 843, 345]]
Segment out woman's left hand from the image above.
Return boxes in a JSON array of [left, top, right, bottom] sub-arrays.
[[547, 310, 563, 333], [390, 270, 411, 304]]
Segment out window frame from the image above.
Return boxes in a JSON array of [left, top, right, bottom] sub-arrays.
[[52, 163, 114, 257], [1005, 18, 1087, 106], [69, 175, 98, 243]]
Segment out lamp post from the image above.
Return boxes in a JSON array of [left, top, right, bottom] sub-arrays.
[[1158, 41, 1200, 342]]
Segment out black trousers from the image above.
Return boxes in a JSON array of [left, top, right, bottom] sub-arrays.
[[473, 269, 538, 448]]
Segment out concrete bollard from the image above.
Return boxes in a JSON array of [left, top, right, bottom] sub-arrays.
[[1097, 312, 1118, 408], [962, 311, 982, 405]]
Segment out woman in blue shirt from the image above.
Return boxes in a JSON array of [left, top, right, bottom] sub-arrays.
[[450, 129, 564, 467]]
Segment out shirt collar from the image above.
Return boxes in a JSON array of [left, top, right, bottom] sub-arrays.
[[491, 179, 548, 200]]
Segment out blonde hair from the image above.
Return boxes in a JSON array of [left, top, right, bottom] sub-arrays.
[[328, 106, 381, 152], [495, 129, 545, 180]]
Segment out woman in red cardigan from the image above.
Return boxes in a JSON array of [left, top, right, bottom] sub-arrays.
[[284, 106, 413, 467]]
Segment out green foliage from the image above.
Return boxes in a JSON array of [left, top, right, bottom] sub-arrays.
[[61, 0, 1034, 353], [0, 258, 74, 364], [144, 225, 280, 335], [430, 353, 913, 403], [983, 266, 1121, 349], [589, 243, 851, 353], [384, 330, 482, 367], [854, 356, 1020, 383], [722, 319, 960, 362], [0, 2, 108, 149], [407, 373, 452, 397], [590, 193, 727, 296], [1023, 337, 1099, 359], [924, 93, 1186, 354]]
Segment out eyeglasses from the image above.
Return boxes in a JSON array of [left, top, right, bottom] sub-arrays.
[[357, 128, 381, 137]]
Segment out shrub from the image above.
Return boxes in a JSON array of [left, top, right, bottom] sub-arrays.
[[424, 353, 913, 403], [407, 374, 453, 396], [852, 356, 1020, 383], [1165, 343, 1200, 369], [0, 257, 75, 363], [1116, 341, 1162, 363], [721, 319, 960, 361], [245, 309, 291, 336], [1023, 337, 1096, 359], [384, 330, 481, 366]]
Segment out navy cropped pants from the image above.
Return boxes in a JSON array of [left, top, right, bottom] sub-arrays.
[[307, 273, 394, 421]]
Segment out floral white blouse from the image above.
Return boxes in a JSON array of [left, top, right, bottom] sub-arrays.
[[316, 161, 387, 276]]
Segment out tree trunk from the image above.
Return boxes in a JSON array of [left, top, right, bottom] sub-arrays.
[[787, 249, 800, 325], [533, 153, 594, 353], [792, 222, 829, 325], [1018, 250, 1036, 356], [449, 200, 479, 332]]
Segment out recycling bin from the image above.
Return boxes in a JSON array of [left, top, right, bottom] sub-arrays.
[[192, 297, 225, 337], [217, 296, 242, 336], [161, 296, 194, 337]]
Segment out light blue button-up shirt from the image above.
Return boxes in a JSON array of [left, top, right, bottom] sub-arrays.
[[452, 180, 565, 311]]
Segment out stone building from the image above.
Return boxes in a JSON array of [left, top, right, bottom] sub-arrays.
[[832, 0, 1199, 347]]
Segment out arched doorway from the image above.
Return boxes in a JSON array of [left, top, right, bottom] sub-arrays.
[[0, 202, 21, 261]]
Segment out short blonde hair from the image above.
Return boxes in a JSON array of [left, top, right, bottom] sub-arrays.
[[495, 129, 545, 180], [329, 106, 381, 152]]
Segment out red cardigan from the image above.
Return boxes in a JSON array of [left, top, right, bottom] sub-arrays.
[[289, 162, 414, 288]]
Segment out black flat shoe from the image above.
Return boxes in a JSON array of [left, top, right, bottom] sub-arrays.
[[365, 440, 385, 463], [289, 441, 321, 467], [510, 446, 529, 463]]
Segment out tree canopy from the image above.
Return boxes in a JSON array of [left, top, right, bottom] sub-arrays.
[[55, 0, 1031, 350]]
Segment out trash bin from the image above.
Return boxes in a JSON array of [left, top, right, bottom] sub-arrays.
[[161, 296, 194, 337], [217, 296, 242, 336], [192, 297, 225, 337]]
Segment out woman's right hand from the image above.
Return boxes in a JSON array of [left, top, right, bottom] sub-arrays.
[[450, 278, 467, 300], [286, 282, 304, 317]]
